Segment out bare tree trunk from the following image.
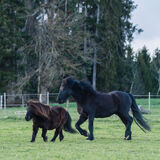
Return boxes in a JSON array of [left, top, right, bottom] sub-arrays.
[[37, 9, 45, 94], [130, 71, 136, 93], [37, 35, 42, 94], [157, 68, 160, 95], [92, 0, 100, 90], [65, 0, 67, 17], [84, 5, 87, 53], [25, 0, 32, 11]]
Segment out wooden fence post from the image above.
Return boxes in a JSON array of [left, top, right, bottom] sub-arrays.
[[0, 95, 3, 109], [47, 92, 49, 105], [22, 95, 24, 107], [39, 94, 42, 103], [66, 100, 69, 111], [4, 93, 7, 117], [148, 92, 151, 112]]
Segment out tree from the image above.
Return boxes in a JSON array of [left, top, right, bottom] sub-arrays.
[[95, 0, 137, 92], [151, 49, 160, 94], [132, 47, 157, 94], [0, 0, 28, 93], [16, 0, 93, 94]]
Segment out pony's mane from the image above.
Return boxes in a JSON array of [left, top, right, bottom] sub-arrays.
[[79, 80, 97, 95], [27, 100, 51, 119]]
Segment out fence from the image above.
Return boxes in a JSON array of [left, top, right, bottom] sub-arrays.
[[0, 92, 160, 117], [0, 92, 59, 108]]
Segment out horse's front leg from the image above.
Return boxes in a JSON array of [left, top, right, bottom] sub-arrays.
[[75, 115, 88, 137], [31, 124, 39, 142], [86, 113, 95, 141], [41, 128, 48, 142]]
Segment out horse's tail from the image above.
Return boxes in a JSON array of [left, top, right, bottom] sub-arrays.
[[129, 93, 151, 132], [63, 112, 76, 133]]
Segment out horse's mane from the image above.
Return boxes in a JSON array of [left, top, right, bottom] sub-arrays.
[[27, 100, 51, 119], [79, 80, 97, 95]]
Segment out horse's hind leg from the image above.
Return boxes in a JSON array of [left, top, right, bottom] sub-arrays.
[[59, 130, 64, 141], [75, 115, 88, 137], [41, 128, 48, 142], [118, 113, 133, 140], [51, 128, 60, 142]]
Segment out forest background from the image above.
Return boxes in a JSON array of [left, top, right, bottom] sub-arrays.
[[0, 0, 160, 97]]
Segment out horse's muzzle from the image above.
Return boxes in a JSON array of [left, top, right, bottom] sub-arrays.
[[25, 115, 31, 121], [58, 98, 65, 104]]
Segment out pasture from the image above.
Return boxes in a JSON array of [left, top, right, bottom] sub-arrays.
[[0, 99, 160, 160]]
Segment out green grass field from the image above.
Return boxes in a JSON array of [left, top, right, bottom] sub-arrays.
[[0, 99, 160, 160]]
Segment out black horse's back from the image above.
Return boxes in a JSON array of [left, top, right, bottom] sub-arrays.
[[129, 94, 151, 132]]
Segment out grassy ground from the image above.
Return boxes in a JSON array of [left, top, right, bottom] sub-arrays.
[[0, 99, 160, 160]]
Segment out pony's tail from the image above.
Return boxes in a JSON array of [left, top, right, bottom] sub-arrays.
[[63, 112, 76, 133], [129, 94, 151, 132]]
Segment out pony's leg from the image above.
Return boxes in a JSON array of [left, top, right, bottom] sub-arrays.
[[41, 128, 48, 142], [75, 115, 88, 137], [59, 130, 64, 141], [31, 125, 39, 142], [51, 128, 60, 142], [86, 113, 94, 141], [118, 113, 133, 140]]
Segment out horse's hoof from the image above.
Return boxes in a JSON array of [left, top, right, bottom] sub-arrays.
[[82, 130, 88, 137], [86, 137, 94, 141], [59, 136, 64, 142], [30, 140, 35, 142], [50, 139, 55, 142], [124, 135, 131, 140]]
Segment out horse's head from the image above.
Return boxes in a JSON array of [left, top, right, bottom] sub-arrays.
[[25, 109, 33, 121], [25, 100, 50, 120], [58, 77, 75, 104], [25, 109, 33, 122], [25, 101, 34, 121]]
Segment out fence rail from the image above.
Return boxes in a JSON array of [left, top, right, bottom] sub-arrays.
[[0, 92, 59, 108], [0, 92, 160, 111], [0, 92, 159, 107]]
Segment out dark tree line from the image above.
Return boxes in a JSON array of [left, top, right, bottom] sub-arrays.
[[0, 0, 160, 95]]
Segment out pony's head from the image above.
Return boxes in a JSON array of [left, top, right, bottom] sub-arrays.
[[58, 77, 76, 104], [25, 100, 50, 121], [25, 109, 33, 121], [25, 101, 34, 121]]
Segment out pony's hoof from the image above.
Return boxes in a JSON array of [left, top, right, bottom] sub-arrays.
[[59, 136, 64, 142], [43, 137, 48, 142], [30, 140, 35, 142]]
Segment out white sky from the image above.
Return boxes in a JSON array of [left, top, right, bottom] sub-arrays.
[[132, 0, 160, 56]]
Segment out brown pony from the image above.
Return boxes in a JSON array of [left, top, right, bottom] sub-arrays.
[[25, 100, 76, 142]]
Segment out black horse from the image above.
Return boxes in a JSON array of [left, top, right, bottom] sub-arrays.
[[58, 77, 151, 141]]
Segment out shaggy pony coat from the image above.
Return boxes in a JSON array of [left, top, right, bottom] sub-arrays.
[[25, 100, 75, 142]]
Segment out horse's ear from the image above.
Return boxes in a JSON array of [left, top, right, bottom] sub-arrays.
[[72, 80, 81, 90], [67, 77, 82, 90], [67, 77, 75, 88]]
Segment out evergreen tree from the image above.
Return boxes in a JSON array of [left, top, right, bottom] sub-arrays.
[[132, 47, 157, 94], [0, 0, 27, 93], [88, 0, 137, 92], [151, 49, 160, 94]]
